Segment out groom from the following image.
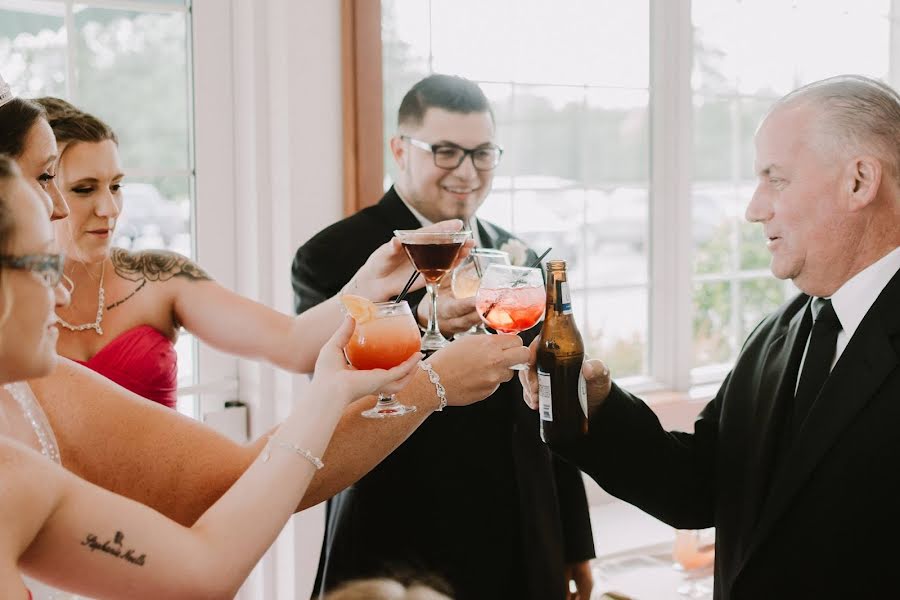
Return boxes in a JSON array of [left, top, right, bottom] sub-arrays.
[[292, 74, 595, 600]]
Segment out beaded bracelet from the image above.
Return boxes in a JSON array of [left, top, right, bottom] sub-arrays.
[[418, 360, 447, 411], [263, 437, 325, 470]]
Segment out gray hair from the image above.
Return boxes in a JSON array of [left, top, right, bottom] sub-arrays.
[[774, 74, 900, 182]]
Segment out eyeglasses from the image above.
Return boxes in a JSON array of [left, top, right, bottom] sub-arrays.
[[0, 253, 65, 287], [401, 136, 503, 171]]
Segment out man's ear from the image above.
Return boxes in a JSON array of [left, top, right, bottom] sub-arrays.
[[390, 136, 407, 171], [846, 155, 882, 211]]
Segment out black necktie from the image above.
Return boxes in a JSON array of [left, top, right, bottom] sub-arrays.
[[792, 298, 842, 436]]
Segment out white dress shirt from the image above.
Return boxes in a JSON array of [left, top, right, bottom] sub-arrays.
[[396, 189, 485, 248], [799, 246, 900, 380]]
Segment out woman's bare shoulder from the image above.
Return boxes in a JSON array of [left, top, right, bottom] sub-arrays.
[[110, 247, 212, 283]]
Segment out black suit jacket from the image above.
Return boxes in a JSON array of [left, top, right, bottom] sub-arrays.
[[554, 265, 900, 599], [292, 187, 595, 600]]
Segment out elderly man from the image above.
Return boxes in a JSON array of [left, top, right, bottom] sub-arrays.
[[522, 74, 900, 598]]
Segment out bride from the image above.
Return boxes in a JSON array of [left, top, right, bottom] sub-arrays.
[[0, 155, 420, 598]]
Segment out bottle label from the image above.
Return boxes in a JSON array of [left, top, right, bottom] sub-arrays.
[[538, 369, 552, 422], [556, 281, 572, 315], [578, 368, 588, 418]]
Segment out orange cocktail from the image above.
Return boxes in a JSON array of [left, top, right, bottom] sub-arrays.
[[345, 306, 422, 370], [343, 298, 421, 418]]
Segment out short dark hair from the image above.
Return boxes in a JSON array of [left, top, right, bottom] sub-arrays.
[[33, 96, 118, 148], [397, 74, 493, 128], [0, 98, 47, 158]]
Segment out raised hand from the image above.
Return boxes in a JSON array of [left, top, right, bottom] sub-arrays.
[[312, 316, 422, 403], [520, 338, 612, 414], [425, 333, 530, 406], [416, 278, 483, 336], [346, 220, 474, 301]]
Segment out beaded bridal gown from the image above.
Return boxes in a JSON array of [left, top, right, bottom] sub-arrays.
[[0, 382, 84, 600]]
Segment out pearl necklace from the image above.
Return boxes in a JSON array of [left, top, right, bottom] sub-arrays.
[[56, 262, 106, 335]]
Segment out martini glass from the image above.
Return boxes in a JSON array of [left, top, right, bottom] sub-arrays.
[[394, 229, 471, 352]]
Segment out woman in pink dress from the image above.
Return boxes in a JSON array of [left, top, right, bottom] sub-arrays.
[[39, 97, 422, 408], [0, 153, 420, 598], [0, 77, 526, 593]]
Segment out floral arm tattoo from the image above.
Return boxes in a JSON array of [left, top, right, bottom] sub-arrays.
[[106, 248, 212, 311]]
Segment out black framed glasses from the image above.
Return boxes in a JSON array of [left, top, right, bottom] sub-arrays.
[[401, 136, 503, 171], [0, 253, 65, 287]]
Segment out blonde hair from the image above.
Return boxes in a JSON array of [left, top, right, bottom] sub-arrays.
[[325, 578, 453, 600]]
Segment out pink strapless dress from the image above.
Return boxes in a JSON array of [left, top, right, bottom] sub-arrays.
[[74, 325, 178, 409]]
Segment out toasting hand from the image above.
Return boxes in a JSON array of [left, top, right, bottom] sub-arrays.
[[425, 333, 530, 406], [519, 337, 613, 415], [416, 281, 484, 337], [312, 316, 423, 403], [345, 219, 474, 302]]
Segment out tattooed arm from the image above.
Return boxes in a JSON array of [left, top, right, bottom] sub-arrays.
[[110, 220, 466, 375], [11, 321, 420, 598], [111, 246, 330, 373]]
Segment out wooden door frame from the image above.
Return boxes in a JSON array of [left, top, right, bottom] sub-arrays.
[[341, 0, 383, 215]]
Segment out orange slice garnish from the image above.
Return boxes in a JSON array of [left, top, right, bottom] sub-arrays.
[[340, 294, 377, 323]]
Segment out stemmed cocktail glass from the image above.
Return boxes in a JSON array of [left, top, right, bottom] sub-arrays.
[[451, 248, 511, 336], [344, 300, 422, 418], [672, 529, 715, 598], [475, 264, 546, 369], [394, 230, 471, 352]]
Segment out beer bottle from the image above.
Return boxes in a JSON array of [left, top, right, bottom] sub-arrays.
[[537, 260, 588, 445]]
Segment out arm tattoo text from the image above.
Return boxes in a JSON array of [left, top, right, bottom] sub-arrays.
[[80, 530, 147, 566]]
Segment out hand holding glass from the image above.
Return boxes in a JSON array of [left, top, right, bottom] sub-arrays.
[[475, 264, 545, 369], [394, 229, 471, 351], [344, 300, 422, 418]]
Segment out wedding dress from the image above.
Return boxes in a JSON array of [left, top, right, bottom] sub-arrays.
[[0, 382, 85, 600]]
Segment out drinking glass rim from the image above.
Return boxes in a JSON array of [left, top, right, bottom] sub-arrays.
[[484, 264, 540, 274], [370, 300, 413, 317], [470, 248, 509, 256], [393, 230, 472, 242]]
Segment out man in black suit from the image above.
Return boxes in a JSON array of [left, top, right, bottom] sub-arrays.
[[292, 74, 595, 600], [522, 74, 900, 598]]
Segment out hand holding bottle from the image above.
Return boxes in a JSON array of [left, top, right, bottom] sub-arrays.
[[520, 348, 612, 415]]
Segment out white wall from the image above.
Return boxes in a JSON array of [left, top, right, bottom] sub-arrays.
[[193, 0, 344, 597]]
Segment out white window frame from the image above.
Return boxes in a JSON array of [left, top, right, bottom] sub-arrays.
[[384, 0, 900, 400]]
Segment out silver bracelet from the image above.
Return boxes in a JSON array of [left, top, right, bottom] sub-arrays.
[[263, 437, 325, 470], [418, 360, 447, 411]]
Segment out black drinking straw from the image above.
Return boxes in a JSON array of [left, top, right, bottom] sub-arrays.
[[395, 269, 420, 304]]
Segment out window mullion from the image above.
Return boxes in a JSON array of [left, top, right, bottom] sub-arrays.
[[64, 0, 76, 102], [649, 0, 693, 392]]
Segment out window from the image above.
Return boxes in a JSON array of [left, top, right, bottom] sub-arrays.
[[383, 0, 653, 382], [690, 0, 894, 384], [0, 0, 197, 414], [381, 0, 899, 393]]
